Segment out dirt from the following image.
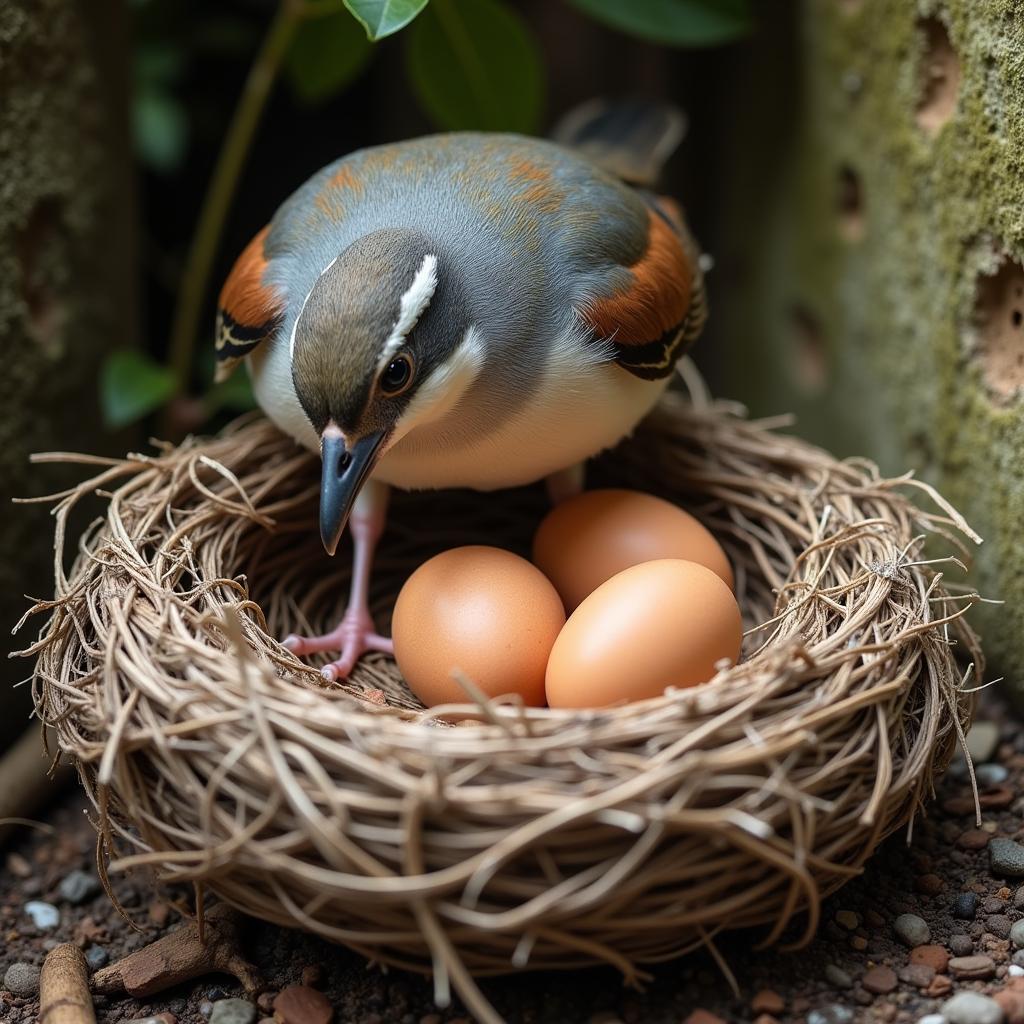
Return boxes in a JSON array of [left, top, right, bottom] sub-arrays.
[[2, 695, 1023, 1024]]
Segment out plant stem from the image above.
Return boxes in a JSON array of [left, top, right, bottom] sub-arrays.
[[163, 0, 305, 419]]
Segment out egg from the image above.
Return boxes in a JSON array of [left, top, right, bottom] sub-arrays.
[[392, 545, 565, 708], [545, 559, 742, 709], [532, 488, 733, 611]]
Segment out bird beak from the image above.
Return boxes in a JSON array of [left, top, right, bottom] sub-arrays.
[[319, 426, 387, 556]]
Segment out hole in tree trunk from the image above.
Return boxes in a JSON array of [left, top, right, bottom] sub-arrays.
[[916, 17, 960, 137], [789, 305, 828, 395], [837, 165, 865, 242], [970, 257, 1024, 403]]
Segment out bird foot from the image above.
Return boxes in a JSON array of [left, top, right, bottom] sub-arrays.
[[283, 608, 393, 681]]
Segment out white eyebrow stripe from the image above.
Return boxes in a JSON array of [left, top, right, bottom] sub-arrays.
[[289, 253, 340, 361], [378, 253, 438, 369]]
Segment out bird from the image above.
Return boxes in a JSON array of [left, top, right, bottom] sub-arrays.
[[214, 101, 707, 681]]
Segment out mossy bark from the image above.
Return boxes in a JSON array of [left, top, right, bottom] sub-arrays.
[[1, 0, 133, 748], [712, 0, 1024, 695]]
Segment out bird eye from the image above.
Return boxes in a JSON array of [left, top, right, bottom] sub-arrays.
[[379, 354, 414, 396]]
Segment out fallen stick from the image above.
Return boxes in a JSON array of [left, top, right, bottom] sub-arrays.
[[0, 724, 71, 847], [39, 944, 95, 1024], [91, 903, 262, 997]]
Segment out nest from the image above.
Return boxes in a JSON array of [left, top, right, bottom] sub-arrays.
[[22, 384, 983, 1023]]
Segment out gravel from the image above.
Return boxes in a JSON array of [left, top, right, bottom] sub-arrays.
[[976, 763, 1010, 786], [806, 1008, 855, 1024], [208, 1000, 257, 1024], [942, 991, 1005, 1024], [1012, 920, 1024, 949], [825, 965, 854, 989], [895, 913, 932, 947], [950, 934, 976, 956], [85, 945, 110, 970], [57, 869, 101, 905], [965, 722, 1001, 763], [954, 892, 979, 919], [23, 900, 60, 930], [990, 837, 1024, 877], [3, 962, 41, 997]]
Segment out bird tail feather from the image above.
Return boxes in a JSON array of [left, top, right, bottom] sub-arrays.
[[550, 98, 687, 186]]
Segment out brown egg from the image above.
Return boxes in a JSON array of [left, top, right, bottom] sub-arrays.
[[532, 488, 733, 611], [392, 545, 565, 709], [545, 559, 742, 709]]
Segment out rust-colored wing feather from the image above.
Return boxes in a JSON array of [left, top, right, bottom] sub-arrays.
[[214, 226, 285, 382], [582, 202, 707, 381]]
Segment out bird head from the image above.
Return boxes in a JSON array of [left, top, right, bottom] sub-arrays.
[[290, 227, 479, 555]]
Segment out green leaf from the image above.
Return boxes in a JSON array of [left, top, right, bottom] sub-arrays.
[[405, 0, 543, 133], [286, 9, 373, 104], [101, 351, 177, 428], [205, 371, 257, 415], [344, 0, 429, 40], [133, 86, 188, 172], [566, 0, 752, 47]]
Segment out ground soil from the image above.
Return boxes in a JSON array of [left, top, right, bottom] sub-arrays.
[[2, 695, 1021, 1024]]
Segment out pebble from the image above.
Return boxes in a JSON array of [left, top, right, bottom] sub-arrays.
[[913, 945, 951, 973], [917, 1016, 946, 1024], [895, 913, 931, 947], [862, 965, 898, 994], [1014, 951, 1024, 967], [200, 1003, 214, 1019], [985, 897, 1008, 913], [209, 1000, 257, 1024], [825, 965, 854, 989], [951, 934, 977, 956], [900, 964, 936, 988], [3, 962, 41, 997], [977, 763, 1010, 786], [928, 975, 955, 998], [949, 954, 997, 980], [57, 870, 101, 905], [1010, 964, 1024, 977], [750, 990, 784, 1014], [992, 838, 1024, 877], [966, 722, 1001, 763], [990, 915, 1014, 939], [956, 892, 980, 918], [126, 1017, 176, 1024], [24, 901, 60, 930], [1011, 921, 1024, 949], [273, 986, 333, 1024], [960, 830, 992, 851], [835, 910, 859, 931], [681, 1014, 724, 1024], [85, 945, 109, 969], [806, 1008, 854, 1024], [995, 987, 1024, 1024], [942, 991, 1005, 1024], [300, 965, 323, 988], [918, 873, 946, 895]]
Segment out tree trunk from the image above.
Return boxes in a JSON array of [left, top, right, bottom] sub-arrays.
[[1, 0, 134, 749], [712, 0, 1024, 698]]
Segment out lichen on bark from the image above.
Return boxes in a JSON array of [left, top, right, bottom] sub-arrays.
[[713, 0, 1024, 696]]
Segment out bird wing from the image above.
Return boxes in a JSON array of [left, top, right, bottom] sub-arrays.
[[579, 196, 707, 382], [214, 225, 286, 382]]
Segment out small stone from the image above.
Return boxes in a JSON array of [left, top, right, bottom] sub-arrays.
[[751, 990, 784, 1014], [951, 934, 976, 955], [982, 786, 1016, 810], [126, 1017, 175, 1024], [899, 963, 936, 988], [681, 1013, 724, 1024], [1011, 921, 1024, 949], [990, 915, 1014, 939], [966, 722, 1001, 763], [200, 1003, 215, 1019], [57, 870, 101, 905], [992, 838, 1024, 877], [895, 913, 931, 947], [1014, 950, 1024, 967], [24, 901, 60, 930], [918, 1015, 947, 1024], [257, 994, 277, 1015], [850, 935, 868, 951], [6, 853, 31, 878], [942, 991, 1005, 1024], [210, 1000, 257, 1024], [949, 954, 997, 979], [3, 963, 41, 997], [1010, 965, 1024, 977], [912, 945, 951, 973], [994, 987, 1024, 1024], [85, 945, 109, 970], [835, 910, 859, 931], [300, 965, 323, 989], [273, 986, 333, 1024], [865, 909, 885, 928], [862, 965, 898, 994], [825, 964, 854, 989], [806, 1008, 855, 1024], [917, 873, 945, 895], [985, 897, 1008, 914], [977, 763, 1010, 786], [927, 975, 954, 998], [960, 830, 993, 851], [752, 1017, 779, 1024], [956, 892, 980, 918]]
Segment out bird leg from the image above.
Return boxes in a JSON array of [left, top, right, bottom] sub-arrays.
[[546, 462, 585, 505], [284, 480, 393, 681]]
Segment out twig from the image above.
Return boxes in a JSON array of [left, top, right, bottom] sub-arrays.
[[40, 944, 95, 1024], [163, 0, 305, 420], [0, 723, 71, 848], [91, 903, 262, 997]]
